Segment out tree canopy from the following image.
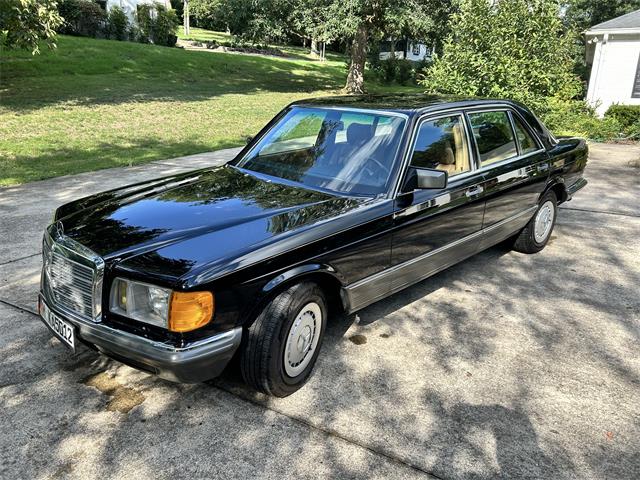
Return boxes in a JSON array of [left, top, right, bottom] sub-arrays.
[[421, 0, 581, 111], [0, 0, 62, 54], [564, 0, 640, 31]]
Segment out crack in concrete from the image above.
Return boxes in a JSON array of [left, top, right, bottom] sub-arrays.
[[560, 206, 640, 219], [0, 298, 37, 316], [214, 384, 445, 479], [0, 298, 441, 479], [0, 252, 40, 266]]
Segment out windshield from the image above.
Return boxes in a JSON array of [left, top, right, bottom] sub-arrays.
[[236, 107, 407, 196]]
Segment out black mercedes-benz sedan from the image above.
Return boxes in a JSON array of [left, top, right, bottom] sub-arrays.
[[38, 95, 588, 396]]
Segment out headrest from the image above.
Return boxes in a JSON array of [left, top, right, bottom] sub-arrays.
[[440, 146, 455, 165], [347, 123, 374, 145]]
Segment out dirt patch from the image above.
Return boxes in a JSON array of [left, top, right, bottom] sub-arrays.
[[82, 372, 145, 413], [628, 159, 640, 169], [348, 334, 367, 345]]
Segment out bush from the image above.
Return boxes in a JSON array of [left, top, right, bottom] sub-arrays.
[[106, 6, 128, 40], [605, 104, 640, 135], [136, 3, 179, 47], [421, 0, 580, 114], [540, 99, 622, 142], [396, 59, 414, 85], [379, 57, 398, 84], [58, 0, 106, 38]]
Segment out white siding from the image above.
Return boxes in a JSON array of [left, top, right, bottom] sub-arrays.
[[586, 33, 640, 116], [378, 42, 432, 62], [406, 42, 431, 62]]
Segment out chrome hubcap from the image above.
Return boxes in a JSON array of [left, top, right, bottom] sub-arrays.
[[284, 302, 322, 377], [534, 201, 555, 243]]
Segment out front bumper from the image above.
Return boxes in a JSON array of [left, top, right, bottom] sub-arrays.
[[38, 294, 242, 383]]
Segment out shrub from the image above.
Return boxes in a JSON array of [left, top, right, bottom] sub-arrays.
[[396, 59, 414, 85], [106, 6, 128, 40], [58, 0, 106, 38], [412, 58, 431, 84], [379, 57, 398, 84], [136, 4, 154, 43], [605, 104, 640, 134], [127, 23, 143, 43], [366, 43, 382, 72], [540, 99, 622, 142], [136, 3, 179, 47], [153, 4, 179, 46], [421, 0, 580, 114]]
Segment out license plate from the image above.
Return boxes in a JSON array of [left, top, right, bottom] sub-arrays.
[[40, 300, 75, 351]]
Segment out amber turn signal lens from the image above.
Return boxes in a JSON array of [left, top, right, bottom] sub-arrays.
[[168, 291, 214, 332]]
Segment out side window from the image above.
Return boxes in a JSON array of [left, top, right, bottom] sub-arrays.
[[410, 115, 471, 177], [468, 111, 517, 166], [511, 115, 539, 155]]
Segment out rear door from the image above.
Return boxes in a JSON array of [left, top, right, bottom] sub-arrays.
[[465, 109, 550, 247], [389, 112, 487, 292]]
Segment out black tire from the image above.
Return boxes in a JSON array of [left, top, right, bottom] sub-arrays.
[[512, 190, 558, 254], [240, 282, 327, 397]]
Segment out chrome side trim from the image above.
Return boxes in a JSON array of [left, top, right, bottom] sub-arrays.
[[345, 206, 537, 312], [566, 178, 588, 197]]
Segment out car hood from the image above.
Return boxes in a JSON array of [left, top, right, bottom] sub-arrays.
[[56, 166, 366, 281]]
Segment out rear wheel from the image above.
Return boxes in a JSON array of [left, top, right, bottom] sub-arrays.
[[512, 190, 557, 254], [240, 282, 327, 397]]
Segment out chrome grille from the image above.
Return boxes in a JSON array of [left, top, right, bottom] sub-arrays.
[[49, 251, 95, 318], [43, 229, 104, 322]]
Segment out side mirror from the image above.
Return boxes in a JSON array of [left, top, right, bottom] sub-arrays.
[[245, 135, 254, 144], [412, 167, 447, 189]]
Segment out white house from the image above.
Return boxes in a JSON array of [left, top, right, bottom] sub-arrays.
[[379, 39, 432, 62], [105, 0, 171, 22], [585, 9, 640, 116]]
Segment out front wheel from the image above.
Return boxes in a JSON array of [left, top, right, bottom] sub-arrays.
[[240, 282, 327, 397], [512, 190, 557, 254]]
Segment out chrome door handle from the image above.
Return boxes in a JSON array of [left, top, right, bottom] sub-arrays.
[[465, 186, 484, 198]]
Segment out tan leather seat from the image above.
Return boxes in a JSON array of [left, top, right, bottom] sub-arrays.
[[435, 123, 469, 176]]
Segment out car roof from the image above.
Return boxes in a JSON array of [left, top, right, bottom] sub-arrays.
[[290, 93, 556, 149], [291, 94, 519, 116]]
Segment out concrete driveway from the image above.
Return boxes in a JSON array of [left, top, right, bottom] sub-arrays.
[[1, 143, 639, 479]]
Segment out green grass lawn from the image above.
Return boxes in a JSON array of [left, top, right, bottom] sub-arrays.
[[177, 27, 347, 63], [0, 33, 421, 186], [177, 27, 233, 44]]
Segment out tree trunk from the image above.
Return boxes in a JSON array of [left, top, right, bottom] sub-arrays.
[[311, 38, 318, 57], [183, 0, 190, 36], [344, 24, 368, 94]]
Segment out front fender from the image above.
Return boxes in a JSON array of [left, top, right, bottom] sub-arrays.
[[262, 263, 344, 293]]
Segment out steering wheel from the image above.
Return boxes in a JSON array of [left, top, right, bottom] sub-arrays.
[[362, 157, 390, 178]]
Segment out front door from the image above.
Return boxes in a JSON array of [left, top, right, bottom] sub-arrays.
[[390, 112, 487, 293]]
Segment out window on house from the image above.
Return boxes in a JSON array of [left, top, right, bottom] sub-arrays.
[[412, 43, 420, 56], [468, 111, 518, 166], [96, 0, 107, 10]]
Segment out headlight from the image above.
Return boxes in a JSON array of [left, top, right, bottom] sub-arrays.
[[109, 278, 214, 332]]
